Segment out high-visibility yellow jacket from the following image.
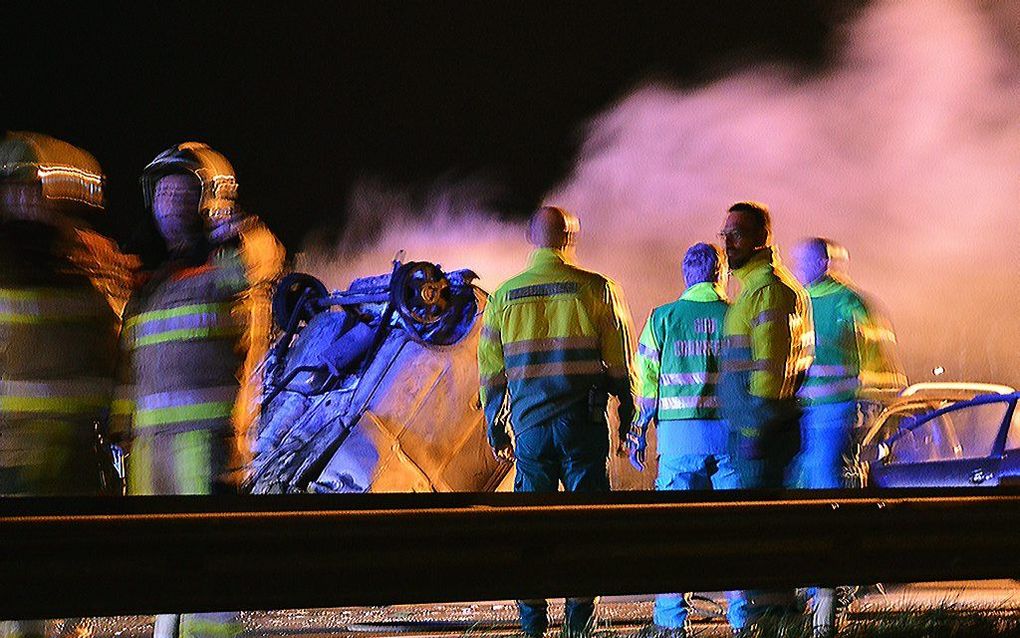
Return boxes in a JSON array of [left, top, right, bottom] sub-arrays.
[[720, 247, 814, 440], [0, 223, 120, 495], [634, 282, 728, 428], [478, 248, 636, 445], [799, 276, 907, 406]]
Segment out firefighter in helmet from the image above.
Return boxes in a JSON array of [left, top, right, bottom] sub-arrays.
[[112, 142, 283, 638], [0, 131, 125, 638]]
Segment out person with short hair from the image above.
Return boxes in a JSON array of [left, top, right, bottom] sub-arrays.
[[478, 205, 637, 637], [791, 236, 905, 488], [791, 236, 906, 636], [628, 242, 747, 634], [718, 201, 814, 627]]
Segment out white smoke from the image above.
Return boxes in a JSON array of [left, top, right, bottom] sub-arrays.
[[300, 175, 530, 294], [306, 0, 1020, 387]]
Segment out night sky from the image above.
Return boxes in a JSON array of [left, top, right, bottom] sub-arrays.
[[5, 2, 856, 250]]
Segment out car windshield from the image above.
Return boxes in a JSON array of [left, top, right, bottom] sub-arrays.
[[864, 402, 943, 450], [886, 401, 1009, 464]]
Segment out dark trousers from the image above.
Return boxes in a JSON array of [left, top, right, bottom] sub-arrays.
[[514, 410, 610, 636], [729, 425, 802, 625]]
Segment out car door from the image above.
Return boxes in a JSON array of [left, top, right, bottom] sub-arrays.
[[870, 398, 1012, 488], [994, 398, 1020, 486]]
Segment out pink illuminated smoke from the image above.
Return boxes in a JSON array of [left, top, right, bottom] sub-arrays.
[[308, 0, 1020, 388]]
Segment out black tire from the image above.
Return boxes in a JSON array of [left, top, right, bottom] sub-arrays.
[[272, 272, 328, 329]]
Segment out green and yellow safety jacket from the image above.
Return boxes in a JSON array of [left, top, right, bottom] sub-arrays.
[[719, 247, 814, 442], [634, 281, 728, 428], [799, 276, 907, 406], [0, 223, 120, 495], [478, 248, 636, 446]]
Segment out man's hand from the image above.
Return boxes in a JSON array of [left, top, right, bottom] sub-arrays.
[[492, 440, 515, 463], [737, 427, 772, 460], [625, 423, 647, 472], [738, 434, 764, 460]]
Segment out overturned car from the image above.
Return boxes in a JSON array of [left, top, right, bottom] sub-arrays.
[[248, 258, 511, 494]]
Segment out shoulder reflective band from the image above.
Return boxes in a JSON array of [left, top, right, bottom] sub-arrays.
[[507, 282, 579, 300], [134, 386, 237, 428], [0, 288, 108, 324], [0, 378, 113, 415], [752, 309, 789, 327], [125, 302, 239, 348], [480, 324, 501, 343]]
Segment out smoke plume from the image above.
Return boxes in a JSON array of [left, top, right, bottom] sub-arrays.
[[306, 0, 1020, 387]]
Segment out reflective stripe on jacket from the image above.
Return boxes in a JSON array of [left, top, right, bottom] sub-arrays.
[[720, 247, 813, 439], [798, 277, 907, 406], [634, 282, 728, 428], [0, 224, 123, 496], [114, 220, 283, 490], [0, 286, 118, 421], [478, 248, 636, 441]]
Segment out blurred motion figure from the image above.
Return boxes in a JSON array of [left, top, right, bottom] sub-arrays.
[[792, 236, 906, 489], [791, 236, 906, 636], [0, 132, 122, 495], [112, 142, 283, 638], [478, 205, 637, 637], [0, 131, 124, 638], [628, 242, 747, 632]]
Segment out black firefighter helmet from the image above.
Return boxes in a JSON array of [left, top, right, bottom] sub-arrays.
[[140, 141, 244, 244]]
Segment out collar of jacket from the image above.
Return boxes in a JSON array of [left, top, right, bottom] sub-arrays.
[[528, 247, 574, 268], [731, 246, 776, 284], [807, 275, 847, 298], [680, 281, 727, 302]]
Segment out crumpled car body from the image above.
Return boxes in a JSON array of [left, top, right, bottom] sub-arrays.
[[248, 260, 510, 494]]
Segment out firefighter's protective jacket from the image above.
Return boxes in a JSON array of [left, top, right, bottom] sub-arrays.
[[112, 219, 283, 493], [0, 223, 120, 494], [720, 247, 814, 443], [798, 276, 906, 406], [478, 248, 636, 446]]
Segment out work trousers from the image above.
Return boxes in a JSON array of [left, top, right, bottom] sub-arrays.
[[128, 427, 231, 496], [514, 409, 610, 637], [0, 419, 100, 496], [792, 401, 857, 636], [652, 450, 749, 631], [129, 425, 240, 638], [728, 427, 802, 626], [790, 401, 856, 489]]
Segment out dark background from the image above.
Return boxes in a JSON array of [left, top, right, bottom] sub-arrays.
[[4, 2, 858, 250]]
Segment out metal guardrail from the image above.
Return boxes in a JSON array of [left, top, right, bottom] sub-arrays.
[[1, 488, 1019, 618]]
